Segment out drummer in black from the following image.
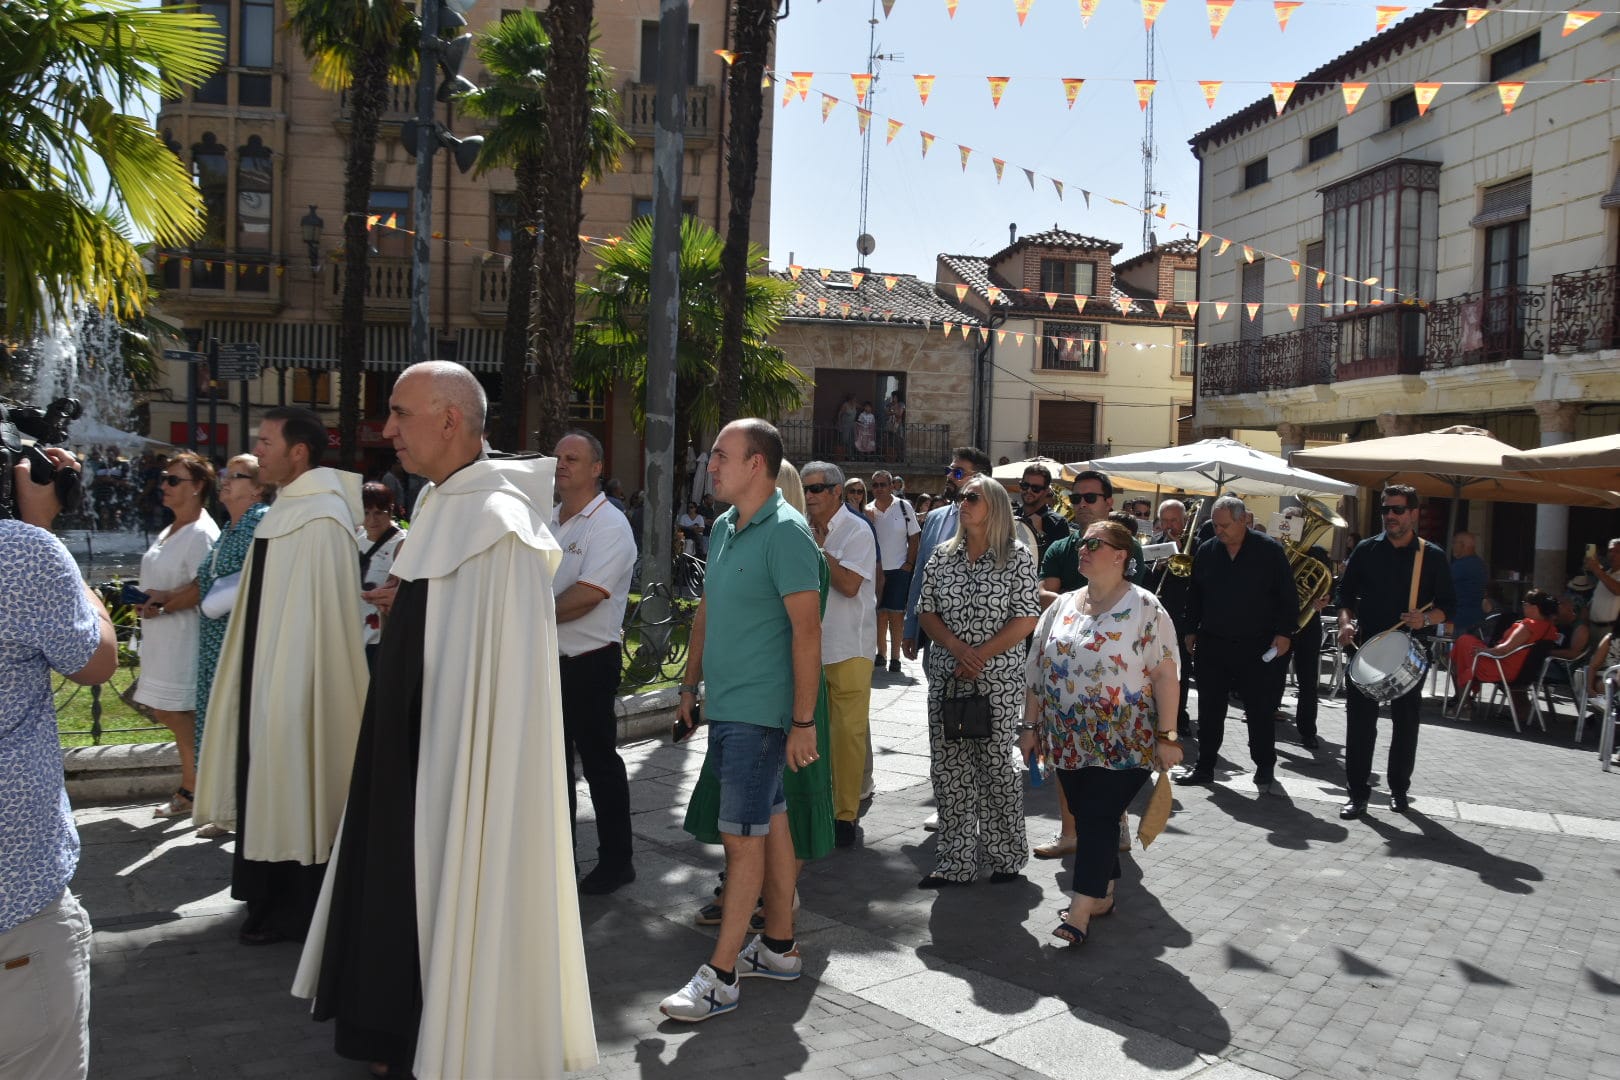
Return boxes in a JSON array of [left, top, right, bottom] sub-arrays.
[[1334, 484, 1455, 819]]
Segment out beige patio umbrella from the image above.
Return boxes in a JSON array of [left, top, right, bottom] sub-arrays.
[[991, 456, 1077, 483], [1502, 433, 1620, 490]]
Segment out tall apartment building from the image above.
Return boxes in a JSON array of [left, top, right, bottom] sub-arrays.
[[151, 0, 771, 482]]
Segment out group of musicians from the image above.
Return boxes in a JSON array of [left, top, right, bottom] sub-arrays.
[[1134, 482, 1455, 820]]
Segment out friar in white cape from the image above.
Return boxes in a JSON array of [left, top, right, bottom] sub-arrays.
[[292, 362, 597, 1078], [193, 406, 368, 946]]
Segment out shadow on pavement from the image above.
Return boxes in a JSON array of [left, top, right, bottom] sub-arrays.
[[1205, 783, 1351, 851], [1361, 809, 1544, 894]]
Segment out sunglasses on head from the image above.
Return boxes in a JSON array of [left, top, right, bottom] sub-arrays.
[[1080, 536, 1122, 552], [1074, 492, 1106, 504], [803, 482, 837, 494], [1380, 504, 1412, 515], [1018, 481, 1049, 493]]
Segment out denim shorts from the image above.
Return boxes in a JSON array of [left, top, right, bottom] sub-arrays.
[[878, 568, 912, 612], [709, 720, 788, 836]]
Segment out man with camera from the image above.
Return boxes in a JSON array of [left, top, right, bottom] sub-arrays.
[[1, 448, 119, 1079]]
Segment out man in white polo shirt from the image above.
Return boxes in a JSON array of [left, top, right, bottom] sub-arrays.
[[802, 461, 878, 848], [552, 431, 638, 893], [869, 470, 920, 674]]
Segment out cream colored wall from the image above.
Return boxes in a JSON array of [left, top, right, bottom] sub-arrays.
[[774, 320, 976, 436]]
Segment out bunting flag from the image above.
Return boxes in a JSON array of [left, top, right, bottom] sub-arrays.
[[1563, 10, 1599, 35], [791, 72, 814, 100], [1215, 238, 1232, 256], [1079, 0, 1100, 25], [1197, 232, 1213, 249], [988, 76, 1010, 108], [886, 118, 903, 144], [851, 271, 866, 287], [1015, 0, 1036, 24], [1153, 300, 1169, 317], [1062, 78, 1085, 108], [817, 298, 828, 314], [851, 73, 873, 104], [1118, 296, 1134, 315], [819, 267, 832, 279], [1044, 292, 1059, 308], [1246, 302, 1261, 321], [1342, 82, 1368, 114], [958, 144, 973, 170], [1052, 177, 1065, 199], [1287, 304, 1300, 321], [856, 107, 872, 134], [883, 0, 896, 14], [921, 130, 936, 157], [960, 322, 971, 339], [945, 0, 959, 15], [1206, 0, 1233, 37], [1185, 300, 1200, 319], [1497, 81, 1525, 113], [1141, 0, 1165, 30], [1315, 269, 1328, 288], [821, 95, 838, 121], [1242, 245, 1255, 263], [1414, 82, 1441, 114], [1072, 293, 1088, 310], [914, 74, 936, 105], [1465, 6, 1487, 25], [1213, 302, 1230, 319], [987, 286, 1003, 304], [1374, 5, 1405, 32], [1199, 80, 1222, 108], [942, 321, 953, 336], [789, 264, 803, 280], [1023, 167, 1036, 188], [714, 49, 737, 66], [1271, 81, 1295, 115], [884, 275, 898, 290], [366, 214, 382, 228], [1273, 0, 1302, 31], [997, 330, 1007, 343], [1134, 80, 1157, 110], [993, 157, 1007, 182], [1015, 332, 1026, 346], [1290, 261, 1301, 278], [1082, 189, 1091, 208], [840, 302, 852, 317], [955, 283, 969, 301]]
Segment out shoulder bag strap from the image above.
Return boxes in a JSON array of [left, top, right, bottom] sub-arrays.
[[1409, 537, 1425, 613]]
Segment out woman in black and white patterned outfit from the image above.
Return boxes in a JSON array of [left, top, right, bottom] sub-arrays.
[[914, 476, 1042, 887]]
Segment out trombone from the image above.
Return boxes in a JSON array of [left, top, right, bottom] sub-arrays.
[[1156, 497, 1204, 590]]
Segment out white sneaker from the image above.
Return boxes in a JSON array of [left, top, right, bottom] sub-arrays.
[[923, 812, 939, 831], [737, 935, 802, 981], [659, 964, 739, 1022]]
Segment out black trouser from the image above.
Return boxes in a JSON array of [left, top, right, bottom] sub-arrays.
[[1290, 616, 1323, 739], [1171, 625, 1195, 735], [559, 644, 632, 867], [1056, 766, 1150, 899], [1191, 635, 1281, 780], [1344, 676, 1422, 802]]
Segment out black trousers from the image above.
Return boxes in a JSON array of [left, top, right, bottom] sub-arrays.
[[1056, 767, 1150, 899], [1344, 676, 1422, 801], [1290, 616, 1323, 739], [560, 644, 632, 867], [1171, 628, 1195, 735], [1192, 636, 1281, 780]]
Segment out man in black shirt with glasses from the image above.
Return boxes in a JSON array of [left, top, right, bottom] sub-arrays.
[[1018, 463, 1071, 563]]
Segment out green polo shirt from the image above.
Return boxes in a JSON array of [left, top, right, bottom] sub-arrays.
[[1040, 532, 1148, 592], [703, 489, 822, 729]]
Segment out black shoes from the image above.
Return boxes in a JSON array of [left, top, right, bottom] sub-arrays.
[[580, 861, 636, 895], [1389, 793, 1411, 813], [1173, 769, 1213, 786], [1339, 799, 1367, 820], [889, 658, 902, 673], [1299, 734, 1320, 751], [835, 820, 858, 848], [1254, 775, 1275, 795]]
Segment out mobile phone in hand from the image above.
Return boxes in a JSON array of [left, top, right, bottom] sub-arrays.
[[118, 582, 151, 607], [672, 703, 702, 743]]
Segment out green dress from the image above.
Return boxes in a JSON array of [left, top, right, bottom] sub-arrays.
[[194, 503, 269, 753], [682, 558, 836, 860]]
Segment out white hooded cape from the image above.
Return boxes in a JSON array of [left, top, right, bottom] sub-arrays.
[[293, 455, 597, 1078], [193, 467, 368, 863]]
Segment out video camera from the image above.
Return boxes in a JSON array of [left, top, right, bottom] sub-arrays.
[[0, 397, 84, 521]]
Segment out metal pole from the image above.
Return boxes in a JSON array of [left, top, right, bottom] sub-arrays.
[[409, 0, 440, 365], [240, 376, 251, 454], [207, 337, 220, 460], [185, 329, 200, 452], [640, 0, 688, 605]]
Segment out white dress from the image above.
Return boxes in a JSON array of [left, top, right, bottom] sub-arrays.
[[133, 514, 221, 711]]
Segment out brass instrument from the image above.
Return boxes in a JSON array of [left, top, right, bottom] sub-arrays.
[[1284, 496, 1347, 632], [1165, 498, 1203, 580]]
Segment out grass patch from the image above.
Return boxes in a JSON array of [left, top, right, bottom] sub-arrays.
[[56, 667, 169, 747]]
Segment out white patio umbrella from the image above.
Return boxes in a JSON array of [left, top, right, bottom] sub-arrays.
[[1070, 438, 1356, 499]]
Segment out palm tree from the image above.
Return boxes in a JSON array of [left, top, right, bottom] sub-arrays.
[[287, 0, 417, 468], [714, 0, 777, 425], [574, 215, 802, 456], [457, 13, 630, 452], [0, 0, 219, 340]]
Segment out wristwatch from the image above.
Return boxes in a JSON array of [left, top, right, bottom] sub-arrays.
[[1157, 729, 1180, 743], [679, 684, 700, 697]]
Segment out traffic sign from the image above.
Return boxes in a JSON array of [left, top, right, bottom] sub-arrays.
[[163, 349, 207, 364], [219, 342, 262, 360], [217, 360, 263, 381]]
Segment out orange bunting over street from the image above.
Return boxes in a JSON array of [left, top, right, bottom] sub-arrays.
[[945, 0, 959, 17], [958, 144, 973, 171], [1342, 82, 1368, 114], [1063, 78, 1085, 108], [1273, 0, 1302, 31], [789, 264, 803, 280], [1015, 0, 1036, 24], [1214, 302, 1229, 320], [1315, 269, 1328, 288], [914, 74, 935, 106], [1153, 300, 1169, 317], [1053, 177, 1065, 199], [887, 118, 904, 144], [1044, 292, 1059, 309], [921, 130, 936, 157], [1290, 261, 1301, 278], [791, 72, 813, 100], [988, 76, 1011, 108], [987, 286, 1003, 304], [884, 275, 898, 290], [1374, 5, 1405, 32], [851, 73, 872, 104], [1465, 6, 1487, 25], [1215, 238, 1232, 256], [1414, 82, 1441, 114], [714, 49, 737, 66], [1563, 10, 1599, 35], [1497, 81, 1525, 113], [1242, 245, 1256, 263], [1197, 233, 1212, 249], [1271, 82, 1295, 115], [1141, 0, 1165, 31], [1185, 301, 1200, 319], [851, 272, 866, 288], [1246, 302, 1261, 321], [883, 0, 897, 15], [1015, 332, 1026, 346], [857, 107, 872, 134], [1079, 0, 1101, 25], [993, 157, 1007, 182], [1206, 0, 1234, 37], [1287, 304, 1301, 321], [1199, 80, 1222, 108], [821, 96, 838, 121], [819, 267, 832, 280], [955, 284, 969, 302], [1134, 79, 1157, 110], [817, 298, 828, 314]]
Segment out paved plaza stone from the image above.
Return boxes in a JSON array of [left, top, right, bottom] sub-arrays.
[[76, 660, 1620, 1080]]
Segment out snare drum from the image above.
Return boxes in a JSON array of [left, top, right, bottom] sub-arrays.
[[1347, 629, 1430, 704]]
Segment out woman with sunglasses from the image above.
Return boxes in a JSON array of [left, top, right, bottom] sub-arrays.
[[913, 476, 1042, 887], [1021, 519, 1183, 945], [131, 452, 221, 818]]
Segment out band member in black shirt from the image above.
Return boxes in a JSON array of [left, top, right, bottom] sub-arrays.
[[1148, 498, 1196, 738]]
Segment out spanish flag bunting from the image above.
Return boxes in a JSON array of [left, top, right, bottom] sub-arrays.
[[274, 266, 285, 276], [980, 326, 991, 342], [714, 49, 737, 66], [1062, 78, 1085, 109], [1213, 301, 1230, 319], [851, 73, 872, 104], [1206, 0, 1233, 37], [1271, 82, 1295, 115], [997, 329, 1007, 343], [1287, 303, 1300, 320], [1015, 0, 1036, 23], [1072, 294, 1088, 311], [1497, 81, 1524, 113], [1369, 296, 1385, 306], [921, 130, 936, 157], [781, 86, 793, 108], [887, 118, 903, 144], [1245, 302, 1261, 321], [788, 264, 803, 280], [1215, 238, 1232, 256], [1156, 204, 1167, 219], [1134, 80, 1157, 110], [960, 322, 971, 339], [1273, 0, 1302, 31], [366, 214, 382, 228], [993, 157, 1007, 182], [987, 286, 1003, 304], [1290, 260, 1301, 278], [958, 145, 973, 171], [1374, 5, 1404, 32], [1015, 332, 1025, 345], [857, 107, 872, 134], [945, 0, 958, 16], [1465, 6, 1487, 25], [1315, 269, 1328, 288], [1342, 82, 1368, 114], [1414, 82, 1441, 115], [1044, 292, 1059, 308], [818, 298, 828, 314], [838, 302, 850, 316], [1345, 298, 1359, 310], [1185, 300, 1200, 319], [795, 291, 806, 303], [988, 76, 1011, 108], [1562, 10, 1598, 35], [1118, 296, 1134, 315], [1199, 80, 1222, 108], [1141, 0, 1165, 31], [1024, 167, 1036, 188], [851, 271, 866, 287], [1197, 232, 1213, 249], [1153, 300, 1169, 317], [882, 309, 894, 320], [762, 74, 772, 89], [792, 72, 814, 100], [1099, 340, 1109, 356], [955, 283, 970, 302], [942, 320, 954, 336], [884, 275, 898, 290], [821, 95, 838, 121], [1240, 245, 1254, 263], [883, 0, 896, 15], [820, 267, 832, 279], [1078, 0, 1100, 26], [914, 74, 935, 105], [1052, 178, 1065, 199]]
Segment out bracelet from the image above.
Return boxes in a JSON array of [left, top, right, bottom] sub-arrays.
[[1015, 723, 1036, 733], [791, 719, 816, 729], [679, 684, 700, 696]]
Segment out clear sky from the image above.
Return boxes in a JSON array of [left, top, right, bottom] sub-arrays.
[[767, 0, 1380, 281]]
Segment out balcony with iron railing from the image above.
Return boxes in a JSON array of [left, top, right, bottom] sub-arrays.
[[1548, 265, 1620, 353], [619, 82, 715, 144], [324, 254, 413, 315], [780, 419, 950, 471], [1024, 440, 1109, 464]]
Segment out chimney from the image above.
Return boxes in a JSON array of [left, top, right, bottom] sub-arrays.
[[1008, 223, 1017, 246]]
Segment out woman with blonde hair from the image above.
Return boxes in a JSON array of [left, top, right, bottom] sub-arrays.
[[914, 475, 1041, 887]]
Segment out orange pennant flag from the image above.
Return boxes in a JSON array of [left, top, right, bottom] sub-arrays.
[[1289, 261, 1301, 278], [1287, 304, 1300, 321], [851, 73, 873, 104], [987, 286, 1003, 304], [1413, 82, 1441, 115], [1153, 299, 1169, 317], [821, 95, 838, 122], [1197, 232, 1212, 249], [955, 284, 969, 302], [819, 267, 832, 280], [1199, 80, 1223, 108], [1044, 292, 1058, 308], [886, 118, 904, 144], [997, 330, 1007, 343], [1014, 332, 1026, 346], [1245, 302, 1261, 321], [1342, 82, 1368, 114], [1214, 302, 1230, 320], [856, 107, 872, 134], [791, 72, 814, 100], [987, 76, 1011, 108], [1141, 0, 1165, 30], [920, 131, 935, 157], [884, 275, 898, 290], [1215, 238, 1232, 256], [366, 214, 382, 228], [714, 49, 737, 65], [993, 158, 1007, 182], [914, 74, 935, 105], [840, 302, 851, 317], [1206, 0, 1234, 36], [789, 264, 803, 280], [1271, 82, 1295, 115], [1062, 79, 1085, 109], [1072, 294, 1087, 311], [851, 271, 866, 288], [942, 321, 953, 337], [1119, 296, 1135, 315], [1562, 10, 1598, 35], [960, 322, 971, 339], [1465, 6, 1487, 25], [1185, 300, 1200, 319], [1273, 0, 1302, 30], [958, 145, 972, 171], [818, 298, 828, 314], [1078, 0, 1101, 24], [883, 0, 896, 14], [1374, 5, 1404, 32], [1315, 269, 1328, 288], [945, 0, 958, 15], [1135, 80, 1157, 110], [1015, 0, 1036, 22], [1242, 245, 1255, 263], [1497, 81, 1525, 114], [1053, 178, 1064, 199]]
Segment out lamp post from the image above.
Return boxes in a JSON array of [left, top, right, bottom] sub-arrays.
[[299, 204, 324, 271]]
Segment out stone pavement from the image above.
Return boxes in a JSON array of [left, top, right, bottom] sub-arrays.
[[75, 659, 1620, 1080]]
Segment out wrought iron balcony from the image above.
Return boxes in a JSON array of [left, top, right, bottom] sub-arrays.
[[1422, 283, 1544, 369], [619, 82, 715, 142], [779, 419, 950, 470], [1548, 265, 1619, 353], [1024, 440, 1109, 464]]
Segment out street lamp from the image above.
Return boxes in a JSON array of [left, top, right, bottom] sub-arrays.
[[299, 205, 324, 271]]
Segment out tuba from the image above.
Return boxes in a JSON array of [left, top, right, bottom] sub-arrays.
[[1284, 496, 1346, 632]]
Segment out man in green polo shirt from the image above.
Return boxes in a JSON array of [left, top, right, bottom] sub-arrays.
[[1039, 469, 1146, 606], [661, 419, 821, 1022]]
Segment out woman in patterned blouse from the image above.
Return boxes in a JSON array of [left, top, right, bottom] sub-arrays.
[[914, 476, 1042, 888], [1021, 519, 1184, 945]]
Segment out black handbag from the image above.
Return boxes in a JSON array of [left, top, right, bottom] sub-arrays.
[[941, 678, 993, 740]]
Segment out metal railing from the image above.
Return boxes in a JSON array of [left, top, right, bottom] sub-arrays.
[[1422, 284, 1544, 369], [1024, 440, 1108, 463], [1548, 264, 1619, 353], [620, 581, 697, 691], [57, 587, 163, 747], [779, 420, 951, 469]]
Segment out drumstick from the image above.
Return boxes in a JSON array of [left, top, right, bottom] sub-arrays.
[[1345, 603, 1434, 654]]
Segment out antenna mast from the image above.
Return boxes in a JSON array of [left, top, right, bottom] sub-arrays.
[[856, 0, 900, 268], [1141, 25, 1157, 252]]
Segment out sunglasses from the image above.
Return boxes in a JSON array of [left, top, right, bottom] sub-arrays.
[[804, 482, 838, 494], [219, 470, 256, 483], [1018, 481, 1049, 493], [160, 474, 191, 487], [1380, 504, 1412, 515], [945, 466, 967, 480], [1080, 537, 1124, 552], [961, 491, 985, 504], [1074, 492, 1107, 504]]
